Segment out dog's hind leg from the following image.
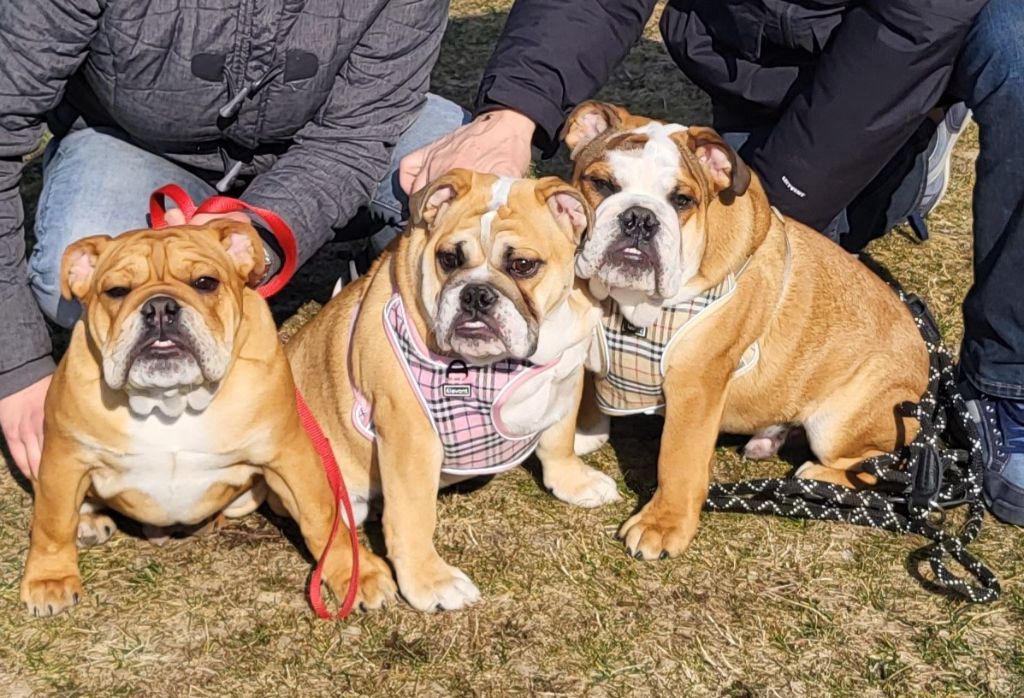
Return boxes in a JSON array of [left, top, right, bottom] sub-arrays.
[[76, 499, 117, 548]]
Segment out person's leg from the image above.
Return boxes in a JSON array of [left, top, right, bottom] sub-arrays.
[[29, 127, 215, 326], [949, 0, 1024, 400], [946, 0, 1024, 523]]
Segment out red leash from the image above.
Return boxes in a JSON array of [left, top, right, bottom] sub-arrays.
[[149, 184, 359, 619]]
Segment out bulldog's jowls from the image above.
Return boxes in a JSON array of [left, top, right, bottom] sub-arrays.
[[21, 222, 395, 616], [287, 170, 619, 612], [564, 101, 930, 560]]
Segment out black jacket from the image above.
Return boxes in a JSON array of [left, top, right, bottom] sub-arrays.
[[476, 0, 987, 229], [0, 0, 447, 398]]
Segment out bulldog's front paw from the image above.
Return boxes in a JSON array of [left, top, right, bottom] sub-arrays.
[[353, 548, 398, 611], [21, 573, 84, 617], [547, 462, 622, 508], [617, 503, 698, 560], [398, 561, 481, 612]]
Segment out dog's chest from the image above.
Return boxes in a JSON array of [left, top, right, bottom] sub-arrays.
[[88, 411, 259, 526]]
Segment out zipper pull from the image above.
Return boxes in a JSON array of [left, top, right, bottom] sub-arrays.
[[216, 160, 244, 193]]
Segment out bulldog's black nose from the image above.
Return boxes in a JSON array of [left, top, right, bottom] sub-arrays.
[[619, 206, 660, 242], [460, 284, 498, 313], [142, 296, 180, 331]]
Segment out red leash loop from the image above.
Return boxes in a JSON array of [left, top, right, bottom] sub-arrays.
[[149, 184, 359, 619], [296, 389, 362, 620], [149, 184, 298, 299]]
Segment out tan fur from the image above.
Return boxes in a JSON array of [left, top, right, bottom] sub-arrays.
[[287, 171, 617, 612], [565, 102, 930, 559], [22, 224, 395, 616]]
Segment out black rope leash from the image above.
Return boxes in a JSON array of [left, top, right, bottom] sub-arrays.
[[704, 293, 1001, 603]]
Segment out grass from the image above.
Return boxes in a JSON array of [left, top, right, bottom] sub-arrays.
[[3, 2, 1023, 696]]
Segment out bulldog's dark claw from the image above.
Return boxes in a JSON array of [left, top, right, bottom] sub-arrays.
[[72, 593, 80, 604], [358, 602, 367, 613], [48, 604, 53, 615], [659, 550, 668, 560], [435, 603, 444, 612], [633, 550, 644, 560], [104, 526, 113, 536]]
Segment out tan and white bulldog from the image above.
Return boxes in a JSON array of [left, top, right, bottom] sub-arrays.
[[21, 221, 395, 616], [563, 101, 930, 560], [286, 170, 619, 612]]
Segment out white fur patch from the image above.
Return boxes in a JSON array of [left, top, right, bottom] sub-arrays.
[[89, 411, 259, 526]]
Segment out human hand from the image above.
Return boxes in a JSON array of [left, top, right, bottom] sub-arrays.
[[399, 109, 536, 195], [162, 209, 251, 227], [0, 375, 52, 480]]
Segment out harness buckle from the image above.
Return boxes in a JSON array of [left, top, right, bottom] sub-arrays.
[[904, 294, 942, 345]]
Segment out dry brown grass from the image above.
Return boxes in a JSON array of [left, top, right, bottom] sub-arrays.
[[3, 3, 1023, 696]]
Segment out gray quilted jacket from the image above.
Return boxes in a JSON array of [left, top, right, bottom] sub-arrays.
[[0, 0, 447, 398]]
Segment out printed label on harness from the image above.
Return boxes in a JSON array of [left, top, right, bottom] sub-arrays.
[[621, 319, 647, 338], [443, 384, 473, 398]]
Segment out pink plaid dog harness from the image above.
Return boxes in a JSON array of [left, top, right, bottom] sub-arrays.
[[352, 294, 559, 477]]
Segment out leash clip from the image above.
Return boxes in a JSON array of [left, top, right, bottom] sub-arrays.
[[909, 444, 944, 513]]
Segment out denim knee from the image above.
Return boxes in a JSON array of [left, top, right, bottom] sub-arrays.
[[957, 0, 1024, 109]]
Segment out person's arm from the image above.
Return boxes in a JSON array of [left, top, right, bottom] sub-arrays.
[[0, 0, 101, 477], [399, 0, 658, 193], [747, 0, 989, 231], [475, 0, 659, 154], [240, 0, 447, 267]]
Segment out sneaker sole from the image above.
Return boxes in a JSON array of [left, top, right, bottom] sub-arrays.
[[920, 108, 972, 219]]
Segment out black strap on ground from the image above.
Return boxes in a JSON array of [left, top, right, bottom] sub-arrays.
[[704, 293, 1001, 603]]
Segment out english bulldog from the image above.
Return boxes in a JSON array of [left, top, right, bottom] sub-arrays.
[[563, 101, 930, 560], [286, 170, 619, 612], [21, 222, 395, 616]]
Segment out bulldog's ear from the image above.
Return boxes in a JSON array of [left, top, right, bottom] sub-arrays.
[[60, 235, 112, 301], [535, 177, 593, 246], [685, 126, 751, 197], [562, 101, 630, 159], [410, 169, 475, 230], [207, 219, 266, 288]]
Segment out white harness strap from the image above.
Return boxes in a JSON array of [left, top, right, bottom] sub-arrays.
[[479, 176, 515, 247]]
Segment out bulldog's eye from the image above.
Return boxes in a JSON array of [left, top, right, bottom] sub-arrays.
[[437, 249, 463, 273], [192, 276, 220, 293], [585, 176, 620, 198], [508, 257, 541, 279], [671, 192, 696, 210], [104, 286, 131, 299]]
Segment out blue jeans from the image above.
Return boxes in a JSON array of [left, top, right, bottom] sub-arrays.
[[948, 0, 1024, 400], [28, 93, 467, 327], [723, 0, 1024, 400]]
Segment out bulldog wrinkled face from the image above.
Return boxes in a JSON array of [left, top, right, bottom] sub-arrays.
[[411, 172, 589, 364], [60, 223, 265, 413], [564, 101, 750, 302]]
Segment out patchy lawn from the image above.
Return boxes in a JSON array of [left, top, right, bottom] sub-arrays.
[[3, 3, 1022, 696]]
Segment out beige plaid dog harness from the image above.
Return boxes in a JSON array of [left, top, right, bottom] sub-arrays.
[[592, 269, 759, 416]]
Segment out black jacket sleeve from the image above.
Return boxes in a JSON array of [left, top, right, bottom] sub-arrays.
[[475, 0, 658, 155], [747, 0, 989, 231]]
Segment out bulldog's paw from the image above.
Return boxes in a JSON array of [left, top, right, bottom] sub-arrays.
[[21, 574, 84, 617], [617, 504, 698, 560], [353, 549, 398, 612], [76, 509, 117, 548], [399, 562, 481, 612], [742, 424, 791, 460], [548, 463, 622, 508], [574, 416, 611, 456]]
